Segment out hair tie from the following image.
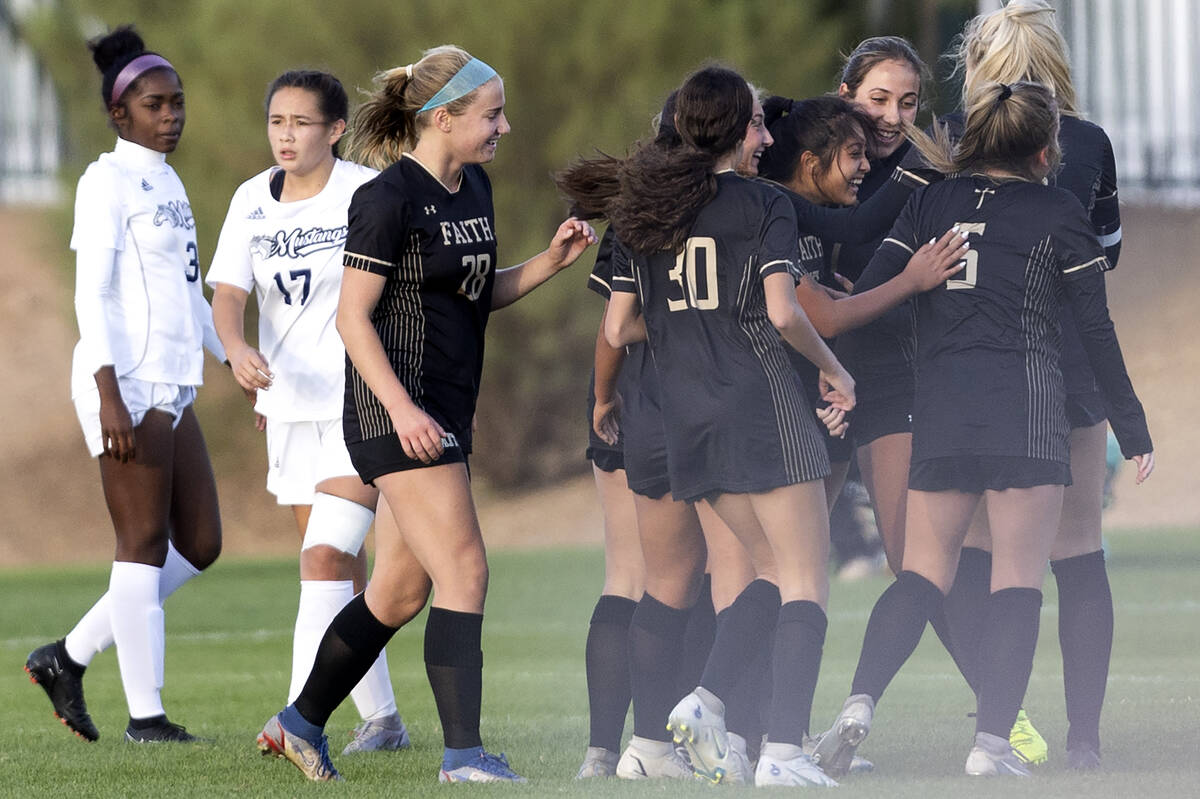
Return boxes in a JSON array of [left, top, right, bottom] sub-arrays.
[[404, 64, 413, 80], [110, 53, 174, 106], [418, 57, 497, 114], [997, 83, 1013, 103]]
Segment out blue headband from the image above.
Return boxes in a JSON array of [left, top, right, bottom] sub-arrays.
[[418, 58, 498, 114]]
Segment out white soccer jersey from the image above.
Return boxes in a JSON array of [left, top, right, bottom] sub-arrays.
[[70, 137, 224, 399], [207, 158, 377, 422]]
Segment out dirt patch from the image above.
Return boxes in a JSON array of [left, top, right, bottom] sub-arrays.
[[0, 203, 1192, 567]]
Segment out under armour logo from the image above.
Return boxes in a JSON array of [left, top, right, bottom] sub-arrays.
[[141, 179, 153, 191], [424, 205, 437, 215]]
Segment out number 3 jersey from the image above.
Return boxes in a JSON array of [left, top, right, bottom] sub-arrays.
[[70, 137, 223, 399], [857, 175, 1151, 465], [612, 171, 829, 501], [207, 158, 377, 422], [341, 154, 497, 452]]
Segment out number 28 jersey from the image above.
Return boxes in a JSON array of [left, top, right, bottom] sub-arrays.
[[342, 154, 497, 453], [612, 171, 829, 501]]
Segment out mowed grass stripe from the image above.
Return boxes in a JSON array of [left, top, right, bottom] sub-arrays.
[[3, 527, 1197, 797]]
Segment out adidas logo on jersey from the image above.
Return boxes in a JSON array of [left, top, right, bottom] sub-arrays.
[[247, 207, 266, 220], [141, 179, 153, 191]]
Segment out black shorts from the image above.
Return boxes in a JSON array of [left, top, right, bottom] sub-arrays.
[[909, 455, 1071, 493], [1065, 391, 1107, 429], [851, 378, 914, 447], [585, 373, 624, 472], [587, 446, 624, 473], [348, 432, 468, 484]]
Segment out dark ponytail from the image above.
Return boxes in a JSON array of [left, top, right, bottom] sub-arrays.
[[758, 95, 874, 187]]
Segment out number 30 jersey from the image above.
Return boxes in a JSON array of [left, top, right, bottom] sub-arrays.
[[341, 154, 498, 452], [612, 171, 830, 501], [857, 175, 1151, 465], [208, 158, 377, 422]]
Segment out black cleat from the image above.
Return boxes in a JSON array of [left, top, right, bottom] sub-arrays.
[[25, 640, 99, 742], [124, 716, 199, 743]]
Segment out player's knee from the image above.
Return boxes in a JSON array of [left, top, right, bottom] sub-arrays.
[[301, 493, 373, 558], [300, 543, 357, 580]]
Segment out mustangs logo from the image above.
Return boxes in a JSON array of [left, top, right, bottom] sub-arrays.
[[249, 226, 348, 260], [153, 200, 195, 230]]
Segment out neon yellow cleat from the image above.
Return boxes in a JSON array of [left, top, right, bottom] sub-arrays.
[[1009, 709, 1048, 765]]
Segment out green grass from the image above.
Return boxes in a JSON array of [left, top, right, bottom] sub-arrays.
[[3, 528, 1198, 797]]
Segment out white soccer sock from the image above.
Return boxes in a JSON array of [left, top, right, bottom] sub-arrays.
[[64, 542, 202, 667], [289, 580, 355, 703], [350, 647, 398, 721], [108, 561, 166, 719]]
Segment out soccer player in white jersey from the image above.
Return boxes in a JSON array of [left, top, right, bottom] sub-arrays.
[[24, 25, 226, 743], [207, 70, 414, 755]]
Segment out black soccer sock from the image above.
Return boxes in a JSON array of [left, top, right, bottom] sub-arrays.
[[699, 579, 780, 700], [942, 546, 992, 696], [425, 607, 485, 749], [628, 593, 690, 741], [55, 639, 86, 677], [1052, 550, 1112, 752], [584, 594, 637, 752], [293, 592, 398, 729], [720, 583, 781, 744], [677, 574, 716, 698], [975, 587, 1043, 738], [850, 570, 944, 701], [767, 600, 828, 746]]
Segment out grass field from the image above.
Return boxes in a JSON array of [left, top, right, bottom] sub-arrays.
[[3, 527, 1197, 797]]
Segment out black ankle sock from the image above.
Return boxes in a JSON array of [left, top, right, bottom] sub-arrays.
[[976, 587, 1043, 738], [1052, 550, 1111, 751], [585, 594, 637, 752], [850, 570, 943, 701], [293, 592, 399, 728], [425, 607, 485, 749], [628, 593, 690, 741], [128, 713, 167, 729], [767, 600, 827, 745], [943, 546, 992, 696], [55, 639, 85, 677], [700, 579, 780, 699], [677, 575, 716, 697]]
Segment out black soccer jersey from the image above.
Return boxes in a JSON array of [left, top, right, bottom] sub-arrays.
[[342, 154, 497, 452], [856, 175, 1151, 466], [611, 172, 829, 501]]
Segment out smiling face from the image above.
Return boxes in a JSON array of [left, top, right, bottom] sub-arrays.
[[813, 132, 871, 205], [112, 68, 185, 153], [737, 96, 773, 175], [267, 86, 344, 177], [840, 58, 920, 158], [446, 77, 510, 165]]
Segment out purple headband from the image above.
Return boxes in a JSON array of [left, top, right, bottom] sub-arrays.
[[110, 54, 174, 106]]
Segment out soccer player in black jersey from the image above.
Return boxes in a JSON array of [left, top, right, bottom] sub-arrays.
[[939, 1, 1129, 770], [255, 45, 596, 784], [811, 81, 1153, 779]]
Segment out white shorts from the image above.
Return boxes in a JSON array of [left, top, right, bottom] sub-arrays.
[[265, 417, 358, 505], [74, 378, 196, 458]]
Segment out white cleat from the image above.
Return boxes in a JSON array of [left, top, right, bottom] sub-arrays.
[[755, 742, 838, 787], [722, 732, 753, 785], [615, 736, 692, 780], [965, 731, 1032, 777], [803, 732, 874, 774], [575, 745, 619, 778], [811, 693, 874, 778], [667, 688, 734, 783]]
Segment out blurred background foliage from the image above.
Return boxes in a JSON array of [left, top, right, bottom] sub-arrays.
[[19, 0, 972, 491]]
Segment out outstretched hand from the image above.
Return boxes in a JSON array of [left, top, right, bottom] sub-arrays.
[[547, 217, 598, 270], [903, 227, 969, 292]]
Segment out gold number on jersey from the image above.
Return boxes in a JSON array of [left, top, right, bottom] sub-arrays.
[[947, 222, 986, 290], [667, 236, 719, 311], [458, 253, 492, 301]]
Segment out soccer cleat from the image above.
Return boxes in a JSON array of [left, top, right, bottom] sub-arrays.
[[24, 640, 99, 742], [615, 736, 692, 780], [1009, 709, 1048, 764], [667, 689, 733, 783], [803, 733, 874, 774], [1066, 744, 1101, 771], [439, 750, 526, 783], [721, 732, 753, 785], [575, 746, 619, 778], [755, 742, 839, 788], [965, 731, 1032, 777], [342, 711, 411, 755], [257, 712, 341, 782], [125, 717, 198, 743], [811, 693, 874, 778]]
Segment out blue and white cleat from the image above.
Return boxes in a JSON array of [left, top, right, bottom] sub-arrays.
[[811, 693, 874, 778], [755, 742, 838, 787], [667, 688, 734, 783], [576, 746, 620, 778], [439, 750, 527, 783], [257, 712, 341, 782], [342, 711, 411, 755]]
